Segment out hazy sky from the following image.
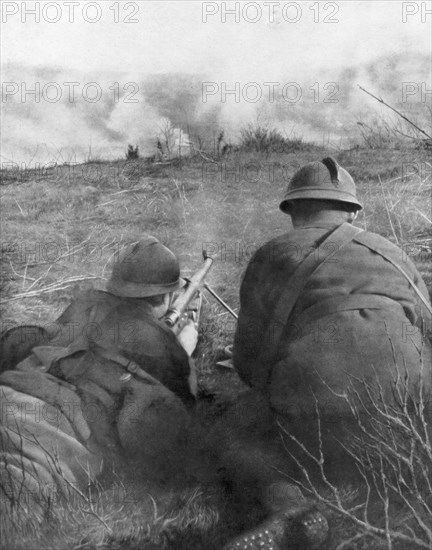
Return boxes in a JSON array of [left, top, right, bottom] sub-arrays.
[[2, 1, 430, 78]]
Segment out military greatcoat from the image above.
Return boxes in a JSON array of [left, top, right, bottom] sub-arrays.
[[234, 223, 431, 450], [0, 290, 193, 510]]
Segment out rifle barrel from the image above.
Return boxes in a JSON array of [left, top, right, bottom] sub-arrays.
[[164, 257, 213, 328]]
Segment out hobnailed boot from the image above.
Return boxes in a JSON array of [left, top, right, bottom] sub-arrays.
[[223, 483, 328, 550]]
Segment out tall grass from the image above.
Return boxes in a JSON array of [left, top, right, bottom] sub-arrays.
[[278, 355, 432, 549]]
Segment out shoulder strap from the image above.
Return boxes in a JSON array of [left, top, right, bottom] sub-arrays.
[[55, 338, 160, 386], [353, 233, 432, 316], [252, 223, 364, 389], [43, 301, 160, 386], [91, 343, 161, 386], [272, 223, 364, 328]]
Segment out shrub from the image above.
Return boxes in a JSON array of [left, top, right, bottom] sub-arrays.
[[126, 144, 139, 160], [238, 124, 305, 154]]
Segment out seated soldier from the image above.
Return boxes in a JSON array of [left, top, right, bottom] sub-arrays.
[[0, 236, 198, 514], [218, 157, 431, 549]]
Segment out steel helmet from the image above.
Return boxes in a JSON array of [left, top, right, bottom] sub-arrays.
[[280, 157, 363, 212], [106, 236, 186, 298]]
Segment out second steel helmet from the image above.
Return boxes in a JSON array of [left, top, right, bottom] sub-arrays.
[[106, 236, 186, 298], [280, 157, 363, 212]]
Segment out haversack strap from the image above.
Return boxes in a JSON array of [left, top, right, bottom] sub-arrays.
[[251, 223, 364, 388]]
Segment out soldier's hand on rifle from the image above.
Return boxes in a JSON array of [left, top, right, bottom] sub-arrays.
[[177, 317, 198, 357]]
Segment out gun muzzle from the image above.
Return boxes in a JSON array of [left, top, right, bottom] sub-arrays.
[[164, 308, 181, 327]]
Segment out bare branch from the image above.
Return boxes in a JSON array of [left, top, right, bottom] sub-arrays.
[[358, 85, 432, 140]]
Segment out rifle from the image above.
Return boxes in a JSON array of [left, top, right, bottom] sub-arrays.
[[163, 254, 238, 372], [163, 254, 238, 335], [163, 254, 214, 335]]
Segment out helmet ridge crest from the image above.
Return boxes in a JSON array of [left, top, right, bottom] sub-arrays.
[[321, 157, 340, 187]]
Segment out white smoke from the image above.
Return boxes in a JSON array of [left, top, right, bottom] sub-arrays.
[[1, 52, 430, 167]]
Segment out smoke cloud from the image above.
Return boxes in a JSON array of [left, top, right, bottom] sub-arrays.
[[1, 52, 430, 167]]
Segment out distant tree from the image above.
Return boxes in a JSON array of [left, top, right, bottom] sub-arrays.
[[157, 118, 175, 156], [126, 144, 139, 160]]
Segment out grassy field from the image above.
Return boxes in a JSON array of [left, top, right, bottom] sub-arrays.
[[1, 144, 431, 549]]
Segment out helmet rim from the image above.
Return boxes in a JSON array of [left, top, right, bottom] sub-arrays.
[[280, 188, 363, 212], [104, 236, 185, 298], [106, 276, 186, 298]]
